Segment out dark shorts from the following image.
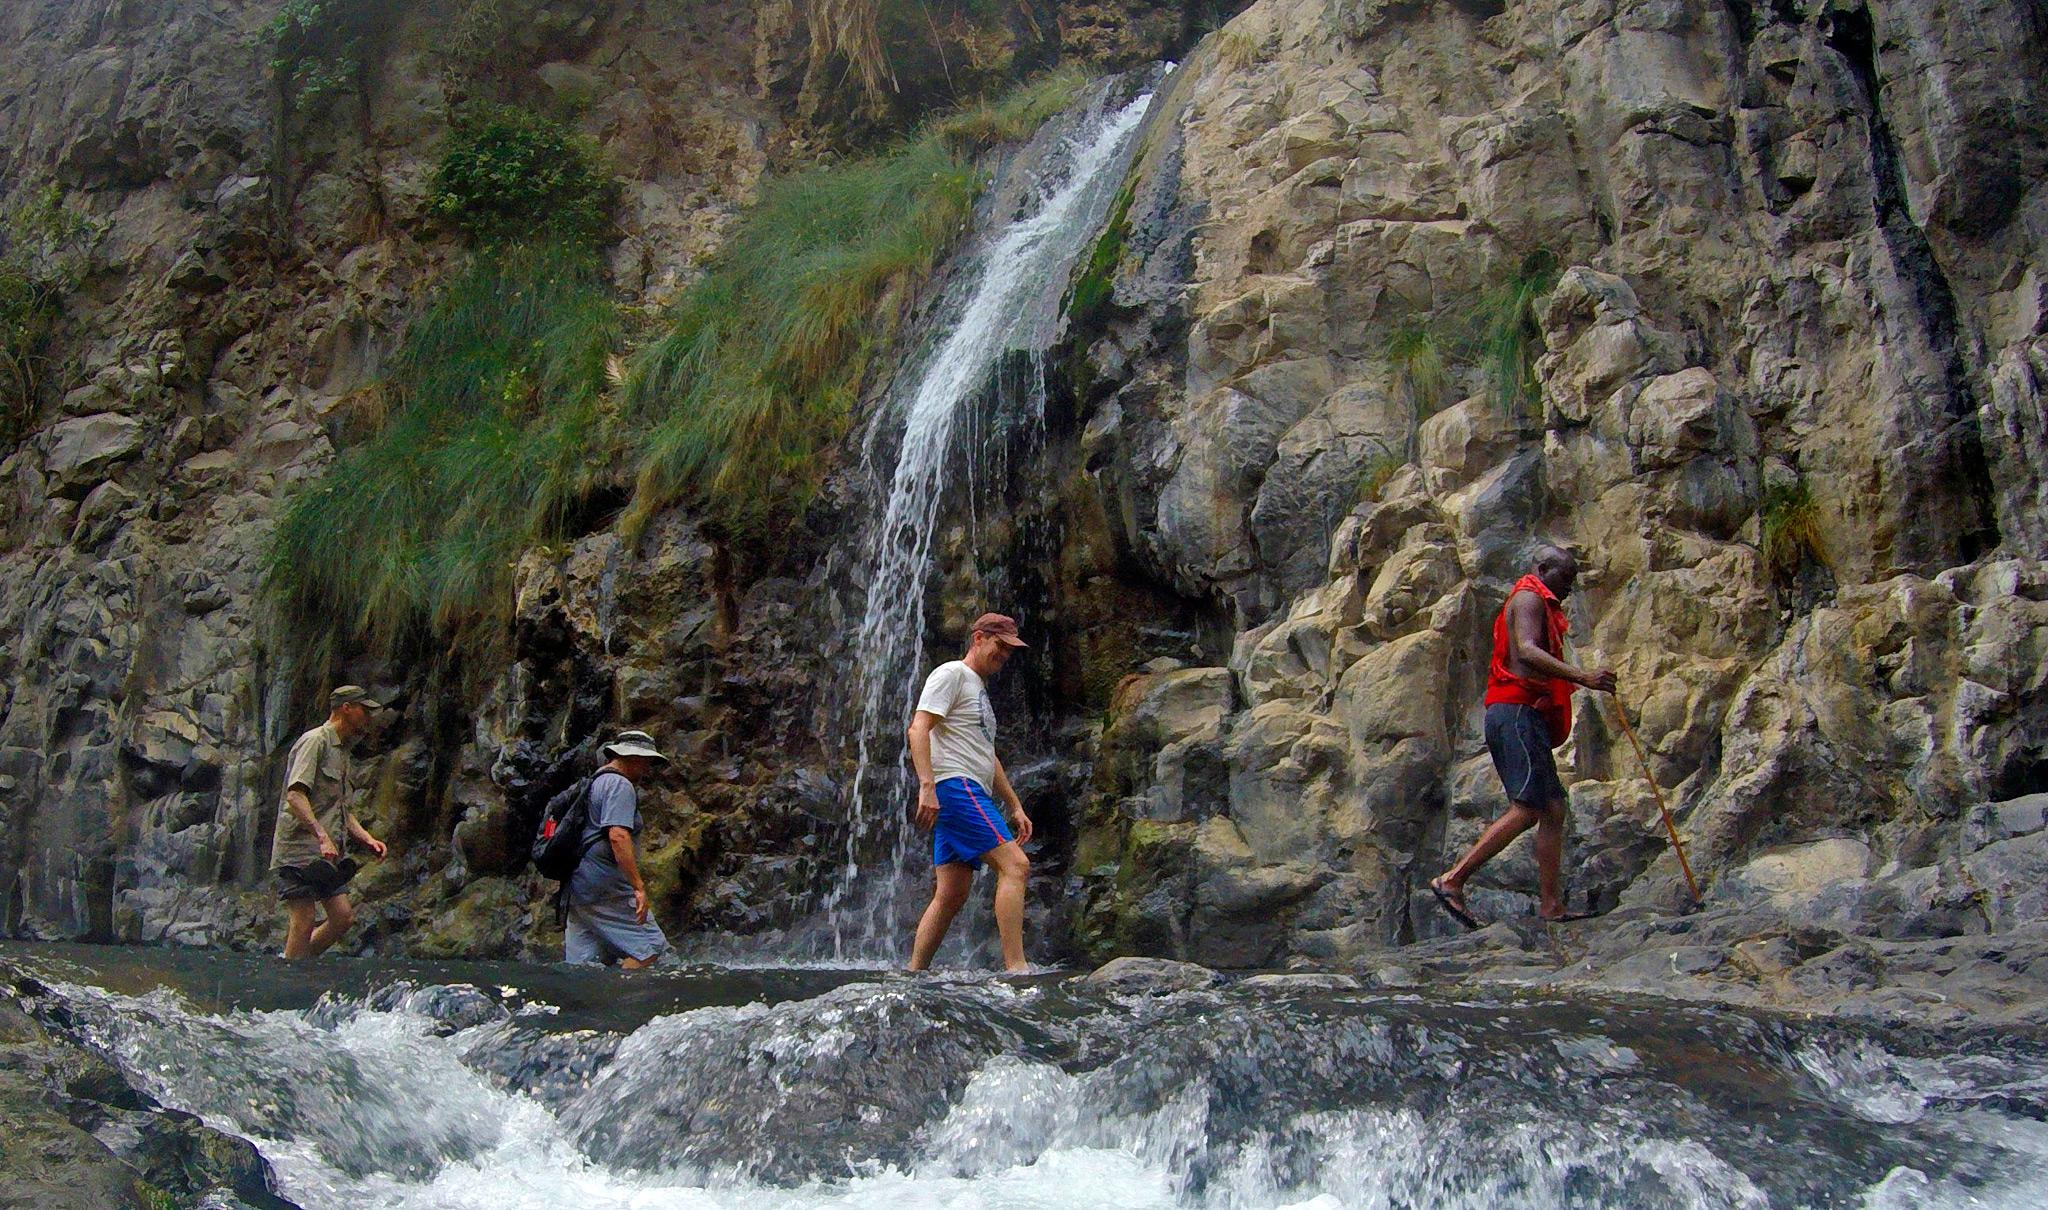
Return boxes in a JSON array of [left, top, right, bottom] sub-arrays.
[[274, 859, 356, 902], [932, 777, 1015, 869], [1485, 703, 1567, 810]]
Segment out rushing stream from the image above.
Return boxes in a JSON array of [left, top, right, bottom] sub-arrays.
[[7, 942, 2048, 1209]]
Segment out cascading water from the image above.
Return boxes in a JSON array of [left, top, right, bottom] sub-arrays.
[[11, 943, 2048, 1210], [821, 78, 1160, 959]]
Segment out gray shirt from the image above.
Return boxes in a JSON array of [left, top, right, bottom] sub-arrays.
[[568, 771, 640, 904]]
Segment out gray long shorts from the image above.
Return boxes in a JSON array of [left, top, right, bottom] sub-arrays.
[[1485, 702, 1568, 809], [564, 895, 670, 965]]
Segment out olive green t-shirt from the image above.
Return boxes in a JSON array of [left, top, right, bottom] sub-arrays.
[[269, 722, 354, 871]]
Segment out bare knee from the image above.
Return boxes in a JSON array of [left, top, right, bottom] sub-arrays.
[[993, 850, 1030, 885], [324, 898, 355, 931], [931, 882, 970, 913]]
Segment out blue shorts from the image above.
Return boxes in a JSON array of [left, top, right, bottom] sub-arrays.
[[933, 777, 1015, 868]]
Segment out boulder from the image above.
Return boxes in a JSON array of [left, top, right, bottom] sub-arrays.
[[42, 414, 145, 496], [1083, 955, 1221, 991]]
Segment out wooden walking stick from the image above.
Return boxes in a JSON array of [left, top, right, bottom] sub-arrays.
[[1611, 697, 1702, 905]]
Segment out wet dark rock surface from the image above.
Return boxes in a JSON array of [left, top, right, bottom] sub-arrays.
[[0, 971, 294, 1209]]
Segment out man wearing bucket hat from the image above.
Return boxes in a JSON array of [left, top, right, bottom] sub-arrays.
[[564, 730, 672, 968], [906, 612, 1036, 972], [273, 685, 388, 959]]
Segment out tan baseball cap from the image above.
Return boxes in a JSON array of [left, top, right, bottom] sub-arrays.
[[971, 612, 1027, 647], [329, 685, 384, 710]]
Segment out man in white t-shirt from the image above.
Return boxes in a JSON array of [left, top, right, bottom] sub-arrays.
[[906, 611, 1036, 972]]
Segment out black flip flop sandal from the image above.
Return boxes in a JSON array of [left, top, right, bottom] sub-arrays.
[[1430, 880, 1482, 930], [1538, 910, 1597, 923]]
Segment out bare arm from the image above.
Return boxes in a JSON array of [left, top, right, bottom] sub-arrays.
[[345, 813, 386, 859], [989, 755, 1033, 844], [285, 787, 339, 860], [608, 826, 649, 922], [908, 711, 942, 829], [1508, 592, 1615, 692]]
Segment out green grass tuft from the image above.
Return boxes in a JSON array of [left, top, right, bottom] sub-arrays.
[[1760, 477, 1829, 580], [273, 68, 1090, 654], [1472, 248, 1559, 422], [1355, 439, 1403, 505], [934, 64, 1093, 152], [620, 127, 981, 540], [267, 243, 619, 647], [1386, 322, 1448, 459]]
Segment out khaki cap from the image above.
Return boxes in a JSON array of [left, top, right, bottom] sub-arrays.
[[329, 685, 385, 710]]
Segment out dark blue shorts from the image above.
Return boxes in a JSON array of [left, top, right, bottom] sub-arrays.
[[1485, 703, 1567, 809], [933, 777, 1015, 868]]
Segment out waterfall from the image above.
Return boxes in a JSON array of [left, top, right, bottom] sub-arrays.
[[819, 80, 1159, 959]]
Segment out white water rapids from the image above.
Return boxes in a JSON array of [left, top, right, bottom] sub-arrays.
[[16, 946, 2048, 1210]]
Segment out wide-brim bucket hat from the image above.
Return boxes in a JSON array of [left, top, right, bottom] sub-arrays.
[[601, 730, 669, 764]]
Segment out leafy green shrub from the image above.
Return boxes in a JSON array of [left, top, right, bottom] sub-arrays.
[[268, 0, 376, 113], [1, 185, 103, 446], [429, 105, 617, 249], [268, 243, 619, 646], [1472, 248, 1559, 421], [620, 130, 979, 540], [1760, 478, 1828, 579]]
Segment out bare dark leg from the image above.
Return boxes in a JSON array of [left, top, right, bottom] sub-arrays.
[[1437, 801, 1546, 898], [1533, 804, 1568, 918]]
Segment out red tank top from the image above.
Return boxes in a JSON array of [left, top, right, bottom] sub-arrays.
[[1484, 573, 1574, 745]]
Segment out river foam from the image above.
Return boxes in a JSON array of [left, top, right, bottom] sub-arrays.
[[17, 955, 2048, 1210]]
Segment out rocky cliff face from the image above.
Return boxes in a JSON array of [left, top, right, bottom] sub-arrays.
[[2, 0, 2045, 998], [0, 0, 1222, 955], [1058, 0, 2048, 968]]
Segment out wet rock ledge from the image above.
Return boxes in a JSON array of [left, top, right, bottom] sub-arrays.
[[0, 973, 294, 1210]]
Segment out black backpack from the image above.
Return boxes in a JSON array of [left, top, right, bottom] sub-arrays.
[[529, 774, 599, 881]]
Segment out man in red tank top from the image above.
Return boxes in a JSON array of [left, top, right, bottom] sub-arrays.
[[1430, 546, 1616, 927]]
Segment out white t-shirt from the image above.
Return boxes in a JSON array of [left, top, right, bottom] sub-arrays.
[[914, 660, 997, 790]]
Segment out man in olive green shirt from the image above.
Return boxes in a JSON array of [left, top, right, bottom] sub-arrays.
[[272, 685, 388, 959]]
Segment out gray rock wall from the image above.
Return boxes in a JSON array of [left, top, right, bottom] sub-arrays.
[[1064, 0, 2048, 965]]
